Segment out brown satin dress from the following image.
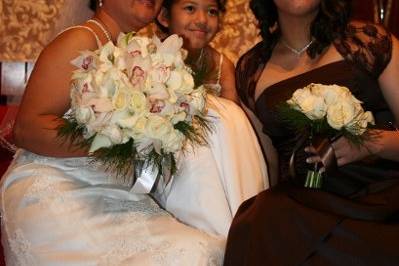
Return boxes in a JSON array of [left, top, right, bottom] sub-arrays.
[[224, 23, 399, 266]]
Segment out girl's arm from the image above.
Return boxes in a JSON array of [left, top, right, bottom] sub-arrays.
[[220, 56, 240, 104]]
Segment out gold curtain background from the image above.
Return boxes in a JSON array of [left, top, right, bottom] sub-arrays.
[[0, 0, 260, 64]]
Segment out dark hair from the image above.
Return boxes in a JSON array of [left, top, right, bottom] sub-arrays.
[[157, 0, 227, 33], [89, 0, 97, 11], [250, 0, 352, 58]]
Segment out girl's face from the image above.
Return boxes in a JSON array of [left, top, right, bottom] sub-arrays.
[[158, 0, 221, 50], [273, 0, 320, 16]]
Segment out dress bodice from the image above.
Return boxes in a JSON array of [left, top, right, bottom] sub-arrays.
[[237, 22, 399, 196]]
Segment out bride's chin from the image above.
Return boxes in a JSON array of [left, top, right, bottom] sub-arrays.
[[135, 0, 156, 8]]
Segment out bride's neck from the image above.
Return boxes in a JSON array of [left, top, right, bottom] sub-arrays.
[[94, 10, 124, 42]]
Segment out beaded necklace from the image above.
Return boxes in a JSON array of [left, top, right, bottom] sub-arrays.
[[87, 19, 112, 42]]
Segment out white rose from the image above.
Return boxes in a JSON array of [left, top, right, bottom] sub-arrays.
[[188, 86, 207, 115], [167, 70, 194, 95], [287, 87, 313, 111], [170, 111, 187, 124], [146, 115, 173, 140], [112, 87, 130, 111], [322, 85, 353, 106], [75, 106, 95, 124], [101, 124, 127, 144], [327, 99, 362, 130], [162, 130, 184, 153], [129, 90, 148, 114], [345, 111, 375, 135], [288, 87, 327, 120], [120, 115, 148, 138]]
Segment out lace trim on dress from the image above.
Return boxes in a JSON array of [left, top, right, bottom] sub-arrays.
[[7, 229, 36, 266], [98, 232, 223, 266], [334, 22, 392, 78]]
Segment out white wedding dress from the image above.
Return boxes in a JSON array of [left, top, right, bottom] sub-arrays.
[[0, 29, 268, 265], [157, 95, 268, 236], [0, 94, 267, 266]]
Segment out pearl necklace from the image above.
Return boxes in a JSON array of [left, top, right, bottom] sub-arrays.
[[281, 39, 314, 56], [87, 19, 112, 42]]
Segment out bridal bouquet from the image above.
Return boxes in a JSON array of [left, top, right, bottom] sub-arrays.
[[59, 33, 211, 190], [281, 83, 375, 188]]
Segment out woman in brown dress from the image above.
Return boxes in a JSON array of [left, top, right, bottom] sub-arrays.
[[224, 0, 399, 265]]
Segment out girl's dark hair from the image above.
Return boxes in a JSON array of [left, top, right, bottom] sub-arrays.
[[157, 0, 227, 33], [89, 0, 97, 11], [250, 0, 352, 58]]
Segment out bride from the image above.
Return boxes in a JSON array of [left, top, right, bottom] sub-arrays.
[[0, 0, 267, 265]]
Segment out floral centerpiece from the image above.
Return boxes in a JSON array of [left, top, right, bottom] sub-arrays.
[[58, 33, 211, 191], [281, 83, 375, 188]]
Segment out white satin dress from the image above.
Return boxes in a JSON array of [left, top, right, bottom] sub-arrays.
[[0, 28, 268, 266]]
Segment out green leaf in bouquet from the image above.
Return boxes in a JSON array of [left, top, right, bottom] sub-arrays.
[[174, 115, 213, 147], [143, 149, 177, 182], [57, 117, 94, 150], [278, 103, 341, 138], [278, 103, 314, 131], [91, 138, 138, 182]]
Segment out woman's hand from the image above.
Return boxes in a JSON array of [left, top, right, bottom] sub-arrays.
[[330, 137, 373, 166], [305, 133, 382, 167], [304, 136, 372, 168]]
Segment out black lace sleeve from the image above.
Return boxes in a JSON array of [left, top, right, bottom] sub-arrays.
[[235, 42, 270, 111], [334, 22, 392, 78]]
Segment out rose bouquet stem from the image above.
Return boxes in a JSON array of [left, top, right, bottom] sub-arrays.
[[304, 133, 323, 189]]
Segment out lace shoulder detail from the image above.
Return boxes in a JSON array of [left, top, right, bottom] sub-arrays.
[[334, 22, 392, 78], [236, 42, 270, 111]]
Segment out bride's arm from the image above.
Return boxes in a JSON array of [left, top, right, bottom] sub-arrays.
[[13, 29, 98, 157]]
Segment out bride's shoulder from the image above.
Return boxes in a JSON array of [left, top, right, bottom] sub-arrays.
[[41, 25, 99, 62]]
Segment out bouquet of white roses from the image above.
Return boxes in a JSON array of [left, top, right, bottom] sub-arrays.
[[59, 32, 211, 191], [281, 83, 375, 188]]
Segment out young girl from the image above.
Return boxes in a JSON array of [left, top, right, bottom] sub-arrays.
[[157, 0, 239, 103], [153, 0, 269, 237]]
